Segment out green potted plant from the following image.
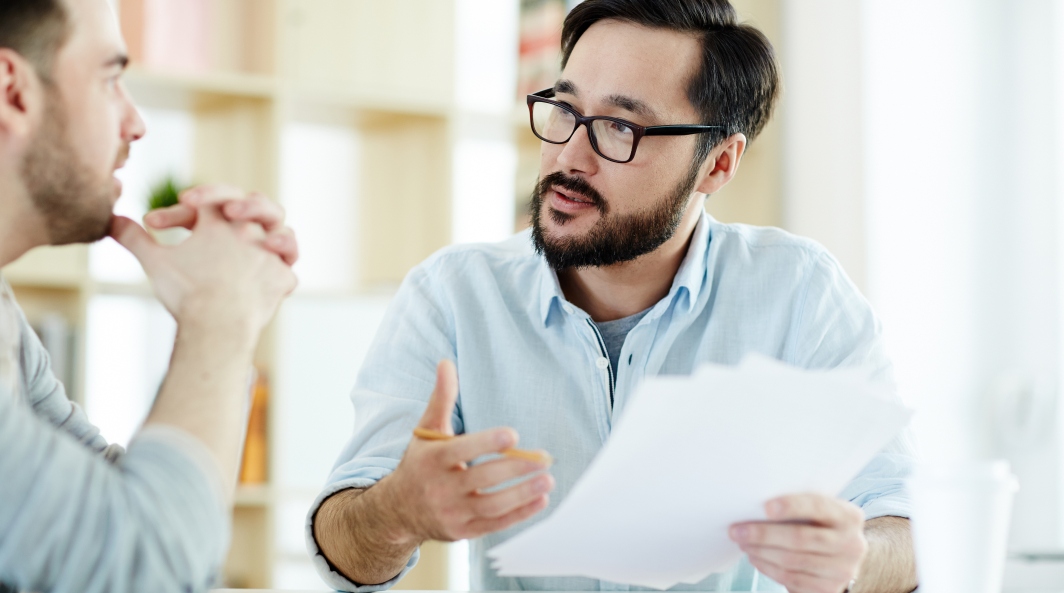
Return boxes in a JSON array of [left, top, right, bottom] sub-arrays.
[[146, 175, 190, 245]]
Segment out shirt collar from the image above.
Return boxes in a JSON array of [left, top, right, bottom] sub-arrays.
[[536, 210, 713, 327]]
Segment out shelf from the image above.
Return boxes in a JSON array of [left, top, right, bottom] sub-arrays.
[[285, 84, 453, 119], [90, 281, 155, 298], [123, 67, 459, 122], [3, 245, 89, 291], [124, 67, 278, 103], [234, 484, 275, 508]]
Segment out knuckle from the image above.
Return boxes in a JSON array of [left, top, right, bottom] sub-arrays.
[[475, 496, 505, 518], [778, 550, 801, 568], [849, 537, 868, 561], [780, 569, 803, 589]]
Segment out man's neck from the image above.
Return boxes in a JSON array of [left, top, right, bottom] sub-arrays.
[[0, 172, 50, 268], [558, 202, 704, 322]]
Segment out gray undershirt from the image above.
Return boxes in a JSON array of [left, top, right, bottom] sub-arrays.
[[593, 307, 651, 377]]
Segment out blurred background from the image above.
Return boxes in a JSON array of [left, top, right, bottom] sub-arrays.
[[4, 0, 1064, 589]]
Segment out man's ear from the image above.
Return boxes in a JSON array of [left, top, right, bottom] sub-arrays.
[[694, 133, 747, 195], [0, 49, 40, 141]]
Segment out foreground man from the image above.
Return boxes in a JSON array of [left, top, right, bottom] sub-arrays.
[[310, 1, 918, 592], [0, 0, 297, 592]]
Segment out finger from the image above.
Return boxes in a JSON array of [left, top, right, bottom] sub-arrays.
[[192, 202, 229, 230], [417, 360, 460, 434], [464, 494, 550, 538], [729, 522, 840, 554], [438, 427, 518, 468], [179, 183, 247, 208], [222, 193, 286, 231], [765, 494, 864, 527], [745, 554, 845, 593], [461, 456, 548, 492], [739, 545, 851, 580], [144, 204, 197, 230], [109, 216, 162, 269], [470, 473, 554, 519], [264, 227, 299, 266]]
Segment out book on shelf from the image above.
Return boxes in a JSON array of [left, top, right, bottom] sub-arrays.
[[239, 368, 269, 485], [518, 0, 567, 101], [32, 314, 76, 398], [119, 0, 210, 74]]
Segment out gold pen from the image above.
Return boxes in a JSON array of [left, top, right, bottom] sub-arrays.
[[413, 427, 554, 466]]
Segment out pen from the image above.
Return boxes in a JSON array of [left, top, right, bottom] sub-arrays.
[[412, 427, 554, 466]]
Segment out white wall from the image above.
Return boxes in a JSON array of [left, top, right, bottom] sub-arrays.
[[782, 0, 1064, 549]]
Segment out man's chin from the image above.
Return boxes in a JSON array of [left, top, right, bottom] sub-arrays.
[[46, 210, 116, 246]]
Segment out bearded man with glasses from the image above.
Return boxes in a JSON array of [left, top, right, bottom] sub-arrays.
[[310, 2, 919, 593]]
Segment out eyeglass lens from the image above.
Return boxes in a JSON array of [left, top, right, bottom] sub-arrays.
[[531, 101, 636, 162]]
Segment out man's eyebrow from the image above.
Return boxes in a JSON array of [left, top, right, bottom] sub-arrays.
[[554, 79, 659, 121], [554, 79, 577, 95], [605, 93, 658, 120], [103, 53, 130, 70]]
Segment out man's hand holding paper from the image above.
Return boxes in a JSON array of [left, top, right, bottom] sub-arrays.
[[487, 355, 912, 590], [730, 494, 868, 593]]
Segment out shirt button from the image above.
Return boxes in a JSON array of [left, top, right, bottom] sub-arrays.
[[596, 357, 609, 369]]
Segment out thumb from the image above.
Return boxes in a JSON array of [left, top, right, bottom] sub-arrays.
[[110, 216, 162, 270], [417, 360, 459, 435]]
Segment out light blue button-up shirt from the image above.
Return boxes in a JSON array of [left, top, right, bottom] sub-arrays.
[[307, 211, 916, 592]]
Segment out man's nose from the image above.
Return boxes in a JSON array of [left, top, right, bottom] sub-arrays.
[[555, 123, 600, 176], [119, 84, 146, 143]]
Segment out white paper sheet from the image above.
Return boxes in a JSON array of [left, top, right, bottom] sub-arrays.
[[487, 355, 912, 589]]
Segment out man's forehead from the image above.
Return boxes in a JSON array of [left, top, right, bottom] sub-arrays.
[[560, 19, 702, 120], [57, 0, 127, 64]]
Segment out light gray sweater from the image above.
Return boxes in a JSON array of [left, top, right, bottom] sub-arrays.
[[0, 283, 230, 593]]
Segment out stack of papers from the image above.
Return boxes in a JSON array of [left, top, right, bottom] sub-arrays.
[[487, 355, 912, 589]]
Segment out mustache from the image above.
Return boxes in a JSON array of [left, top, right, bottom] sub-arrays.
[[114, 144, 131, 168], [536, 171, 608, 214]]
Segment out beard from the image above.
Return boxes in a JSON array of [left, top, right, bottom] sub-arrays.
[[20, 89, 119, 245], [530, 163, 701, 270]]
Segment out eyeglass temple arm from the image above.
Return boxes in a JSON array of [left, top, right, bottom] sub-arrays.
[[643, 125, 723, 137]]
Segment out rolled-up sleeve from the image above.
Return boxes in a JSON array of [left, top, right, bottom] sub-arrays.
[[306, 260, 461, 592]]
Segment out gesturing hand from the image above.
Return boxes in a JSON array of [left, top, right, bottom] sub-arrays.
[[729, 493, 867, 593], [143, 184, 299, 265], [382, 360, 554, 544]]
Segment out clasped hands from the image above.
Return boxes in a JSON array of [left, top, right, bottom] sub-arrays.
[[110, 184, 298, 331]]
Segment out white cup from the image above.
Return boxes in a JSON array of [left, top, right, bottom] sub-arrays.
[[908, 460, 1019, 593]]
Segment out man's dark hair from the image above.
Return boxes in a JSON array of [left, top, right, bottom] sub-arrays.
[[0, 0, 71, 79], [561, 0, 780, 164]]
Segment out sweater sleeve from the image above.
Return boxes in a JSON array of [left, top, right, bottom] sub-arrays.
[[0, 303, 231, 592], [17, 307, 123, 460]]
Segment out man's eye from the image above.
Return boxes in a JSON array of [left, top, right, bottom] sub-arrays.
[[610, 121, 633, 134]]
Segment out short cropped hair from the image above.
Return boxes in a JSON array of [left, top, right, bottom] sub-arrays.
[[561, 0, 780, 162], [0, 0, 71, 79]]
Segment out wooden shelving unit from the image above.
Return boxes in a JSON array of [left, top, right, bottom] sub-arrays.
[[2, 0, 494, 588]]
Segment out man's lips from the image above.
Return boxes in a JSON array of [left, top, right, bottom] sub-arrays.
[[549, 188, 599, 215], [552, 186, 593, 204]]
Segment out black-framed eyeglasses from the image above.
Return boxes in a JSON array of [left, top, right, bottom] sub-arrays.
[[526, 88, 723, 164]]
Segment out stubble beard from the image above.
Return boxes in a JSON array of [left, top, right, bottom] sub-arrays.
[[20, 88, 117, 246], [530, 162, 701, 270]]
